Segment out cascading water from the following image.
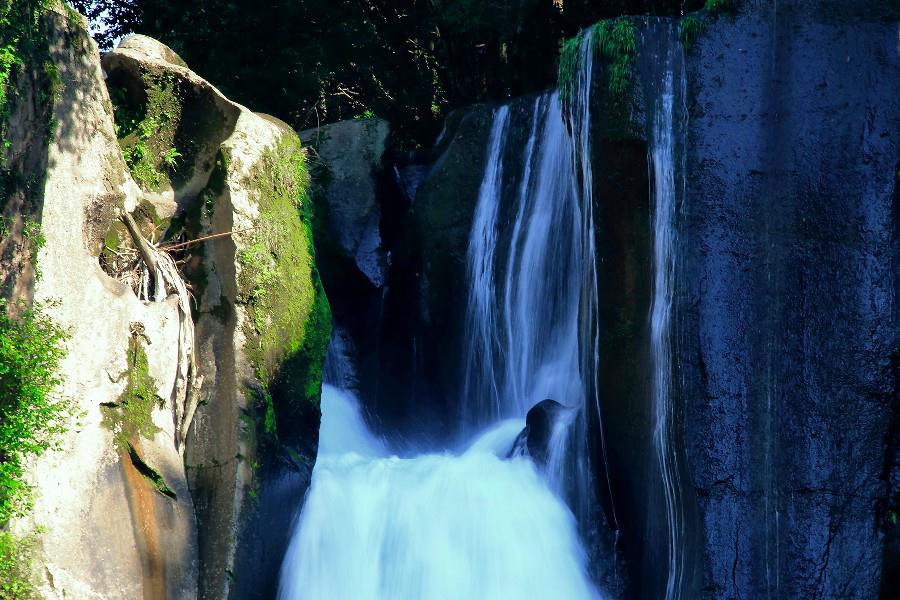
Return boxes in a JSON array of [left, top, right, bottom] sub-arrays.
[[278, 30, 608, 600], [460, 31, 607, 528], [648, 38, 687, 600]]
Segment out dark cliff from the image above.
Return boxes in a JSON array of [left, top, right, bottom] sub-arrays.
[[678, 2, 899, 598]]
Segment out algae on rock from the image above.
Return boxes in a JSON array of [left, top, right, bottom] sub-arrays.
[[101, 324, 164, 452]]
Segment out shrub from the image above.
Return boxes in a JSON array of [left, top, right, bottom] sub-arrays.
[[0, 299, 70, 525], [0, 530, 37, 600], [680, 16, 706, 51]]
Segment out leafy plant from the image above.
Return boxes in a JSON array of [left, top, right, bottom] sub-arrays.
[[0, 299, 70, 525], [0, 530, 37, 599], [680, 16, 706, 51], [557, 31, 584, 102], [113, 72, 183, 190], [593, 18, 636, 97]]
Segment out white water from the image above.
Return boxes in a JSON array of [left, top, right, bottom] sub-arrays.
[[278, 385, 601, 600], [279, 31, 609, 600], [459, 31, 608, 529], [649, 40, 686, 600]]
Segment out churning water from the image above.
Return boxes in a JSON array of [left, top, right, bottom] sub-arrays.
[[277, 385, 601, 600]]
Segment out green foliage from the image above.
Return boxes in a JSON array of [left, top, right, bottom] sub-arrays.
[[557, 31, 584, 103], [558, 18, 636, 104], [0, 299, 70, 527], [593, 18, 636, 97], [680, 15, 706, 51], [101, 330, 164, 452], [0, 530, 37, 599], [705, 0, 737, 16], [113, 72, 183, 190]]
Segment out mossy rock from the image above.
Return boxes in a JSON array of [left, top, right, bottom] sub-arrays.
[[238, 134, 332, 441]]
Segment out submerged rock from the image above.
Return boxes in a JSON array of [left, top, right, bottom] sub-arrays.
[[510, 399, 571, 465]]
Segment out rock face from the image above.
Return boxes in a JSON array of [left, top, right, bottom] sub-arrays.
[[677, 3, 899, 598], [352, 3, 899, 599], [2, 5, 328, 599], [10, 7, 199, 599], [301, 119, 390, 288]]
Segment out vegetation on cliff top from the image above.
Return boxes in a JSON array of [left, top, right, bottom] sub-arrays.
[[67, 1, 708, 147], [558, 17, 636, 103]]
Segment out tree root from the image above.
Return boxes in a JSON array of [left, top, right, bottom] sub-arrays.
[[121, 212, 201, 454]]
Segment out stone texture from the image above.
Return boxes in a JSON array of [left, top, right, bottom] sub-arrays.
[[301, 119, 389, 288], [23, 7, 197, 599], [677, 3, 900, 598], [6, 8, 327, 599]]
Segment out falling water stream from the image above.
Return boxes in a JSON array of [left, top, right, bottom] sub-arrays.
[[646, 32, 687, 600], [275, 27, 689, 599]]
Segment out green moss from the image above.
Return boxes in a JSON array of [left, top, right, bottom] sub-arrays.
[[680, 16, 706, 51], [113, 71, 183, 191], [101, 329, 164, 452], [239, 134, 331, 430], [126, 444, 176, 500]]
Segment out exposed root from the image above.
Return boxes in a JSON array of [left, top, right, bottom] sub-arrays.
[[121, 212, 202, 453]]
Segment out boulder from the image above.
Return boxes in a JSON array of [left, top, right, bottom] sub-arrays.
[[510, 399, 571, 465], [2, 6, 329, 598]]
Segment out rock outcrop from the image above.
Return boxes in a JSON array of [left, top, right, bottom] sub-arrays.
[[2, 4, 328, 598], [678, 3, 899, 598]]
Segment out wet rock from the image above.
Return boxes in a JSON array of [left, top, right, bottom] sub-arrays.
[[510, 399, 570, 465]]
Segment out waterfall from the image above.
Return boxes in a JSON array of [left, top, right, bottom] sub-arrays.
[[649, 40, 686, 600], [458, 31, 608, 529], [461, 105, 511, 420], [278, 30, 608, 600]]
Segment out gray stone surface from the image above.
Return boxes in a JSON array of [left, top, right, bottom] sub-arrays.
[[677, 3, 900, 598], [301, 119, 390, 287]]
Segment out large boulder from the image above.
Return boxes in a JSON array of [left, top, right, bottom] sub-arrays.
[[2, 5, 329, 598], [7, 6, 198, 599], [101, 33, 331, 600], [300, 118, 390, 288]]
